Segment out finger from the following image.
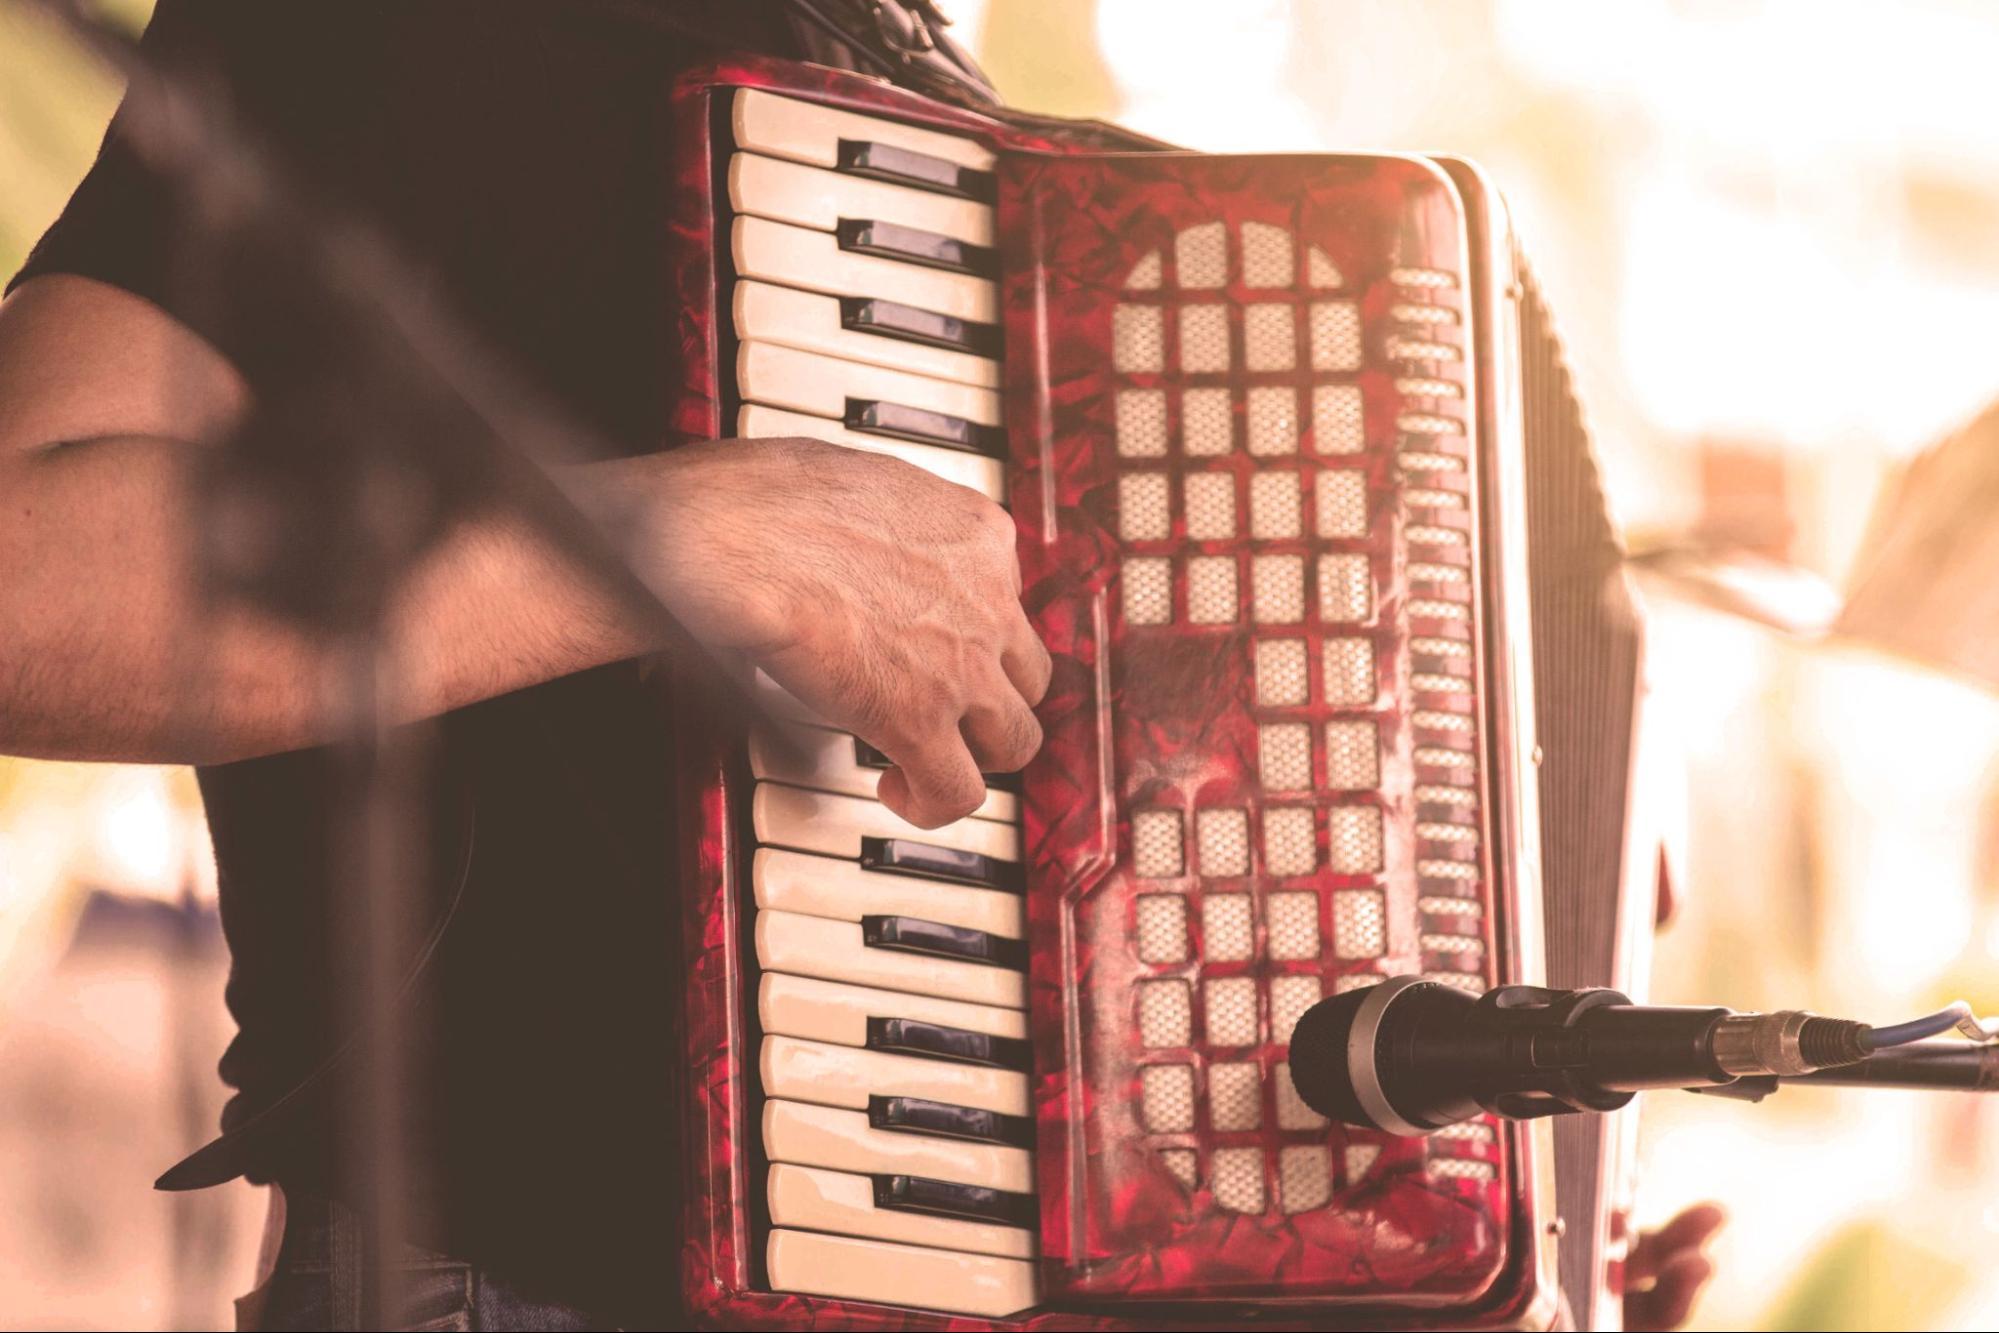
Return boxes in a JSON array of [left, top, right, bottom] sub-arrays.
[[960, 679, 1044, 774], [1624, 1252, 1713, 1332], [1625, 1204, 1726, 1285], [1648, 1203, 1728, 1259], [875, 731, 987, 829], [1000, 607, 1054, 707]]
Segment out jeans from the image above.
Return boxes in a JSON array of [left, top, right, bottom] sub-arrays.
[[239, 1188, 613, 1331]]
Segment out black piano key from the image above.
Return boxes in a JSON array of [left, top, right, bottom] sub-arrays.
[[868, 1095, 1034, 1149], [836, 218, 998, 278], [852, 738, 1019, 794], [837, 138, 997, 203], [861, 836, 1022, 893], [839, 296, 1001, 358], [872, 1174, 1036, 1229], [862, 915, 1026, 971], [867, 1016, 1031, 1071], [845, 398, 1006, 458]]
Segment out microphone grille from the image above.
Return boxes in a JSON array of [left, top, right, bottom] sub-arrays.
[[1286, 986, 1379, 1128]]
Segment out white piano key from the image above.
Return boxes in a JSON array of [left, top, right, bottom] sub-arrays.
[[753, 783, 1020, 864], [750, 722, 1019, 824], [758, 974, 1028, 1049], [730, 152, 995, 247], [735, 281, 1000, 390], [763, 1098, 1032, 1194], [739, 339, 1001, 431], [766, 1228, 1036, 1319], [767, 1164, 1034, 1261], [734, 89, 996, 175], [762, 1035, 1030, 1117], [751, 669, 833, 729], [757, 910, 1026, 1010], [734, 216, 997, 325], [754, 848, 1024, 938], [738, 405, 1005, 500]]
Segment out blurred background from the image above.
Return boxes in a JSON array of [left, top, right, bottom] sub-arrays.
[[4, 0, 1999, 1327]]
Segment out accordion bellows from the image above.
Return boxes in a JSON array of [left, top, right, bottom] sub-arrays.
[[665, 55, 1643, 1332]]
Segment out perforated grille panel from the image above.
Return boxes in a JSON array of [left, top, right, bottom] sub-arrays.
[[1202, 893, 1254, 962], [1123, 557, 1171, 625], [1132, 808, 1185, 878], [1312, 384, 1364, 453], [1184, 472, 1237, 541], [1180, 305, 1230, 373], [1117, 388, 1169, 458], [1309, 301, 1363, 371], [1210, 1062, 1262, 1131], [1186, 556, 1238, 624], [1137, 894, 1190, 963], [1196, 808, 1251, 878], [1247, 386, 1300, 456], [1142, 1064, 1196, 1132], [1316, 469, 1368, 537], [1114, 304, 1165, 373], [1087, 216, 1500, 1259], [1140, 979, 1193, 1047], [1263, 806, 1316, 876], [1183, 387, 1233, 456], [1252, 554, 1305, 623], [1247, 471, 1300, 540], [1255, 638, 1309, 707], [1241, 221, 1294, 289]]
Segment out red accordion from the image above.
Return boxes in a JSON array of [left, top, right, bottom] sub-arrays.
[[667, 55, 1650, 1331]]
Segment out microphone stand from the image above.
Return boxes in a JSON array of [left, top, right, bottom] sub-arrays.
[[33, 3, 762, 1325], [1693, 1041, 1999, 1102]]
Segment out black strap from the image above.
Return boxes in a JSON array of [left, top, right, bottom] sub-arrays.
[[784, 0, 1002, 107]]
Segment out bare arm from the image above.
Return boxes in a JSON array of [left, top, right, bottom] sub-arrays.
[[0, 275, 650, 765], [0, 275, 1047, 825]]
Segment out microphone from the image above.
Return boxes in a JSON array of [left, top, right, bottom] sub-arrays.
[[1287, 976, 1874, 1135]]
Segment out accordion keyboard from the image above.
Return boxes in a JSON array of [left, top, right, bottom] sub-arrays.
[[725, 88, 1040, 1319]]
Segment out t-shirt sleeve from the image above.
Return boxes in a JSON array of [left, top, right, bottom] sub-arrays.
[[7, 0, 380, 328], [8, 1, 236, 303]]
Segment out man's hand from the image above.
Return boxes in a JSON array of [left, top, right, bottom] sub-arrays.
[[1621, 1203, 1725, 1331], [618, 435, 1051, 828], [0, 278, 1049, 795]]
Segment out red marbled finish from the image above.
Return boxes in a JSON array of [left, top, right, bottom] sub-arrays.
[[1001, 151, 1530, 1315], [666, 55, 1147, 1332], [667, 56, 1549, 1331]]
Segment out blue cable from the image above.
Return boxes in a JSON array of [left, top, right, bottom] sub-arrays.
[[1868, 1002, 1977, 1049]]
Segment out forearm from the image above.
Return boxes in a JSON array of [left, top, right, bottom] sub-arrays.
[[0, 436, 653, 764]]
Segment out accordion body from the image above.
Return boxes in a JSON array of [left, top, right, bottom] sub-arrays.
[[666, 55, 1651, 1331]]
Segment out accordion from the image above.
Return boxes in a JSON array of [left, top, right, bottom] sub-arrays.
[[667, 55, 1651, 1331]]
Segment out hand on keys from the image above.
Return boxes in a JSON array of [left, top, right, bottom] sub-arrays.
[[635, 434, 1051, 828]]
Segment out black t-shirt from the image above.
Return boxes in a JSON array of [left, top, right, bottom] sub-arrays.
[[10, 1, 843, 1320]]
